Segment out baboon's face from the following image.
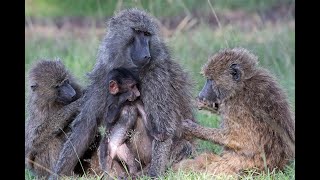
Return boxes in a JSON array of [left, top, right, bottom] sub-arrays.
[[197, 79, 219, 112], [55, 79, 77, 104], [129, 28, 151, 68], [31, 78, 76, 105], [109, 78, 140, 102], [198, 50, 245, 111], [106, 9, 162, 69], [107, 68, 140, 102], [29, 60, 77, 105]]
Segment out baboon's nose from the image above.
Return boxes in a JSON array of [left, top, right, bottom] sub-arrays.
[[144, 55, 151, 61]]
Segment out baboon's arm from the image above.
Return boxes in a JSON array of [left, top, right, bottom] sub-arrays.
[[49, 87, 104, 178], [182, 119, 241, 150], [32, 99, 82, 150], [52, 98, 82, 128]]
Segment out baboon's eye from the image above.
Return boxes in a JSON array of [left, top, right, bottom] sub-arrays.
[[64, 79, 70, 84], [30, 84, 38, 91], [55, 85, 60, 89], [133, 28, 142, 34], [229, 63, 241, 82], [144, 31, 151, 36]]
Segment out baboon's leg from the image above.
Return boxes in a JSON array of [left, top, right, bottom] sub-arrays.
[[172, 152, 219, 173], [98, 136, 109, 172], [148, 138, 173, 177], [116, 143, 138, 174], [110, 160, 126, 177], [174, 152, 253, 176], [169, 139, 195, 165]]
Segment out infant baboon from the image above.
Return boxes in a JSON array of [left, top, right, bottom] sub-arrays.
[[103, 68, 141, 125], [25, 60, 84, 177], [174, 48, 295, 175], [98, 68, 167, 176], [99, 68, 140, 176]]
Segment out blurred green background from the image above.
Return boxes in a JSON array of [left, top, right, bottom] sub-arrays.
[[25, 0, 295, 179]]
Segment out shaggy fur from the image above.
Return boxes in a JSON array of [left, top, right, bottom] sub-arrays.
[[25, 60, 83, 178], [51, 8, 195, 178], [174, 48, 295, 175]]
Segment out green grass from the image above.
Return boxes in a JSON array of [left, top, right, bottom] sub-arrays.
[[25, 1, 295, 179], [25, 162, 295, 180], [25, 0, 294, 18]]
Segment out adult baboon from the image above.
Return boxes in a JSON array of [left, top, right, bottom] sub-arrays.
[[50, 8, 195, 178], [174, 48, 295, 175], [25, 60, 84, 178]]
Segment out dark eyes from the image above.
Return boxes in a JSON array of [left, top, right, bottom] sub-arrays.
[[55, 79, 69, 89], [133, 28, 151, 36], [143, 31, 151, 36]]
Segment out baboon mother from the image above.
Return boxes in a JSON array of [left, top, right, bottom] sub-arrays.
[[52, 8, 194, 178]]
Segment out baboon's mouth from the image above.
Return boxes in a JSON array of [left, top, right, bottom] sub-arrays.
[[197, 99, 219, 113], [56, 97, 74, 105]]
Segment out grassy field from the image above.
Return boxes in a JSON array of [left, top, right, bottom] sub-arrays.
[[25, 0, 295, 179]]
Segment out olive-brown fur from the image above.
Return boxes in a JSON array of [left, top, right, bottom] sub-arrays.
[[25, 60, 84, 178], [174, 48, 295, 175]]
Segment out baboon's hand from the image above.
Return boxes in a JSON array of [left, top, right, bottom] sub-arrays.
[[197, 97, 219, 114], [71, 98, 83, 114]]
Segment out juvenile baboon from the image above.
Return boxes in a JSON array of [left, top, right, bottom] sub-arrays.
[[173, 48, 295, 175], [25, 60, 84, 178], [50, 8, 195, 179]]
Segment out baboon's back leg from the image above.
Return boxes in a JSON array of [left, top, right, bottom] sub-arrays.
[[116, 143, 139, 174], [172, 152, 219, 173], [169, 139, 195, 165], [173, 152, 254, 176]]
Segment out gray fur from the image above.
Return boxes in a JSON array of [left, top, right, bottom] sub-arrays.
[[50, 8, 195, 178]]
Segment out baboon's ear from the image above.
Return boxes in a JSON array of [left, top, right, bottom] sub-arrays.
[[230, 63, 241, 82], [109, 80, 119, 95], [108, 17, 116, 26], [30, 84, 38, 91]]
